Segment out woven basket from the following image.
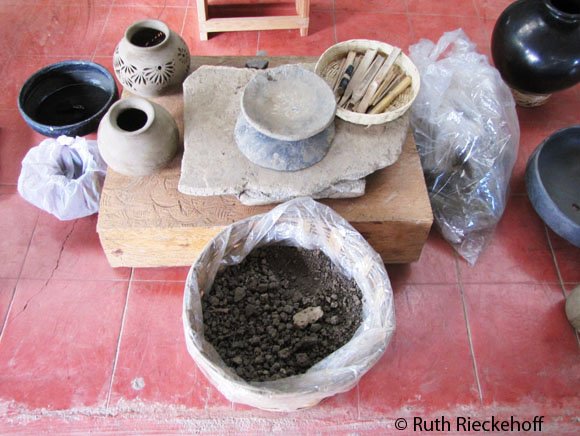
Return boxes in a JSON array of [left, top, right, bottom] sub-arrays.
[[315, 39, 420, 126]]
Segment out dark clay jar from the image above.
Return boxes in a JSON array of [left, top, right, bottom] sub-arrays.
[[491, 0, 580, 97]]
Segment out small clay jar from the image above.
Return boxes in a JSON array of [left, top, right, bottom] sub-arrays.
[[97, 98, 178, 176], [113, 19, 190, 97]]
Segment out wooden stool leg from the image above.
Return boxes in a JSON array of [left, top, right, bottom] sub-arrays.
[[296, 0, 310, 37], [196, 0, 209, 41]]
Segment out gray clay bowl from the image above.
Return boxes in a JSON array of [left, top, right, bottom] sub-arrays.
[[526, 125, 580, 247], [241, 64, 336, 141], [18, 61, 118, 138]]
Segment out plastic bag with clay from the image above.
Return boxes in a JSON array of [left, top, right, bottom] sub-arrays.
[[409, 29, 520, 265], [183, 197, 395, 411], [18, 136, 107, 220]]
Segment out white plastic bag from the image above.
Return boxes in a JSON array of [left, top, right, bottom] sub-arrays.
[[183, 197, 395, 411], [17, 135, 107, 220], [410, 29, 519, 265]]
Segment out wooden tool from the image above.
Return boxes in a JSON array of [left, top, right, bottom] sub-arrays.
[[357, 47, 401, 113], [339, 49, 377, 107], [369, 75, 412, 114], [371, 68, 399, 106], [334, 51, 357, 97], [350, 55, 385, 107]]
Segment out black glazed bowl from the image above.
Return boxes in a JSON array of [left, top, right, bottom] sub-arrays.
[[526, 126, 580, 247], [18, 61, 118, 137]]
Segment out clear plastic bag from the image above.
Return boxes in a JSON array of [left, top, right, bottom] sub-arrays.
[[183, 197, 395, 411], [17, 135, 107, 220], [409, 29, 520, 265]]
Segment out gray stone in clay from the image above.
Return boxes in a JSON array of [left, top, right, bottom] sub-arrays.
[[241, 64, 336, 141], [179, 65, 408, 206], [235, 113, 335, 172]]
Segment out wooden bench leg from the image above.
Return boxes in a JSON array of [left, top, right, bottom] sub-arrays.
[[197, 0, 209, 41], [296, 0, 310, 37]]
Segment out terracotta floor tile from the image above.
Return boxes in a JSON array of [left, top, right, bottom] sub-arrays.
[[0, 110, 50, 185], [457, 196, 559, 283], [410, 15, 487, 53], [335, 0, 406, 14], [96, 5, 187, 57], [19, 214, 131, 281], [516, 88, 580, 133], [109, 281, 230, 409], [258, 10, 335, 56], [407, 0, 479, 16], [0, 5, 30, 59], [547, 230, 580, 284], [386, 229, 458, 287], [132, 266, 190, 281], [14, 4, 110, 57], [0, 188, 39, 279], [477, 0, 515, 21], [0, 279, 17, 334], [182, 7, 259, 55], [0, 279, 128, 410], [335, 12, 414, 52], [358, 284, 479, 416], [308, 0, 334, 11], [208, 4, 263, 18], [463, 283, 580, 410], [232, 386, 359, 420], [114, 0, 189, 6]]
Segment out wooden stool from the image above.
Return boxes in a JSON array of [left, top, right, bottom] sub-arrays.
[[196, 0, 310, 41]]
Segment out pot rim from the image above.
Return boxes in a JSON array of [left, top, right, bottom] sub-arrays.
[[108, 97, 155, 136], [545, 0, 580, 23], [124, 19, 171, 50], [17, 60, 118, 137]]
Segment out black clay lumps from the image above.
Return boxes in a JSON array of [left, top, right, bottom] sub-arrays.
[[18, 61, 118, 138], [491, 0, 580, 94]]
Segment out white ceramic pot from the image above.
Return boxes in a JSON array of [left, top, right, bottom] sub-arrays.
[[98, 98, 178, 176], [113, 19, 190, 97]]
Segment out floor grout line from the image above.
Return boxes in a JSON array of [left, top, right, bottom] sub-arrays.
[[544, 225, 567, 298], [90, 2, 114, 61], [332, 0, 337, 43], [0, 212, 40, 341], [545, 225, 580, 347], [471, 0, 482, 19], [454, 254, 484, 405], [179, 0, 190, 37], [105, 268, 134, 409]]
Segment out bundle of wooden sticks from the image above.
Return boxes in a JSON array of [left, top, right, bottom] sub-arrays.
[[323, 48, 412, 115]]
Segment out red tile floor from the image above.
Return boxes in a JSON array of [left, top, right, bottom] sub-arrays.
[[0, 0, 579, 433]]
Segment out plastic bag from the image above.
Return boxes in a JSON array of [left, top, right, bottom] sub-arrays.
[[183, 197, 395, 411], [17, 135, 107, 220], [409, 29, 520, 265]]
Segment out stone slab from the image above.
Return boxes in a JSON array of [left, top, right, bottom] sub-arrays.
[[178, 65, 409, 206]]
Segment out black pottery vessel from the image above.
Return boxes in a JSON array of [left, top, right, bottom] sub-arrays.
[[492, 0, 580, 106]]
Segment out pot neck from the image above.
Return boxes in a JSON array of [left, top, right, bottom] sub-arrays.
[[124, 20, 171, 51], [544, 0, 580, 25]]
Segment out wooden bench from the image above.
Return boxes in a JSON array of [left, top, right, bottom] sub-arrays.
[[196, 0, 310, 40], [97, 56, 433, 268]]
